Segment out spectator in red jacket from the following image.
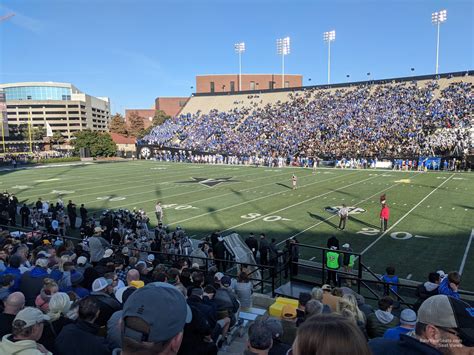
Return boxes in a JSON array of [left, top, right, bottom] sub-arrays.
[[380, 205, 390, 232]]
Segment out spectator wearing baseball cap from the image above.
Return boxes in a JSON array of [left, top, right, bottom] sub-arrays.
[[369, 295, 474, 354], [264, 317, 292, 355], [321, 284, 341, 312], [70, 271, 90, 298], [0, 307, 52, 355], [214, 275, 240, 329], [120, 282, 192, 355], [383, 308, 417, 340], [75, 256, 91, 275], [245, 320, 273, 355], [89, 277, 121, 327], [55, 297, 112, 355]]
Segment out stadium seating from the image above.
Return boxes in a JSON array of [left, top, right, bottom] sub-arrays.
[[143, 74, 473, 159]]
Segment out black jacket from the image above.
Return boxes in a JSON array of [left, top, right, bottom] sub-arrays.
[[369, 334, 443, 355], [259, 239, 270, 253], [89, 292, 121, 327], [187, 295, 217, 328], [55, 319, 111, 355], [245, 237, 258, 253], [39, 316, 75, 353], [19, 267, 49, 306], [178, 304, 217, 355]]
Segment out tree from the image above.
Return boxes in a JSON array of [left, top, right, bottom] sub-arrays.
[[128, 111, 145, 137], [51, 131, 65, 144], [72, 130, 117, 157], [18, 124, 46, 140], [109, 113, 128, 135], [152, 109, 171, 127], [136, 126, 153, 139]]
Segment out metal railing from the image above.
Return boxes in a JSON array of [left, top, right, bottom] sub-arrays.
[[1, 223, 473, 304]]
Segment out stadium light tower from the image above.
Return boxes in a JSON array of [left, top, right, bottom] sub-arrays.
[[323, 30, 336, 84], [276, 37, 290, 88], [431, 9, 447, 75], [234, 42, 245, 91]]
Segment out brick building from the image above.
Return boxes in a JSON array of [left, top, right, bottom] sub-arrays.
[[124, 73, 302, 125], [196, 74, 302, 93]]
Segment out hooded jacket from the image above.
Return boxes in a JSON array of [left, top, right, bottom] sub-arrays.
[[438, 278, 460, 299], [88, 235, 110, 263], [0, 334, 53, 355], [367, 310, 399, 338]]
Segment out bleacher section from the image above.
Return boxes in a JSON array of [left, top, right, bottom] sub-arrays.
[[142, 72, 473, 159]]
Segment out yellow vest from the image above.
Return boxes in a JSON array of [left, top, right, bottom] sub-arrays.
[[326, 251, 340, 269]]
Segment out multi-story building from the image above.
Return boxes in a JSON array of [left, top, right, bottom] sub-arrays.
[[0, 82, 110, 139]]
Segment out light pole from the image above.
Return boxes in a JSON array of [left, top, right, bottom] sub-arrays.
[[277, 37, 290, 88], [234, 42, 245, 91], [323, 30, 336, 84], [432, 9, 447, 75]]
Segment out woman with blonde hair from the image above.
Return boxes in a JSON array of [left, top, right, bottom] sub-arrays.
[[341, 294, 366, 325], [35, 278, 58, 312], [40, 292, 75, 352], [337, 295, 368, 339]]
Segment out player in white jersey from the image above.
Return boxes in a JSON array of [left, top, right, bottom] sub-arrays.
[[292, 175, 297, 190]]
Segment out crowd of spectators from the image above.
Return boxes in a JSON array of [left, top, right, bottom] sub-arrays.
[[0, 197, 471, 354], [142, 80, 472, 160]]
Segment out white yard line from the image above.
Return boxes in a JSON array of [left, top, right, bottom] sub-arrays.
[[459, 229, 474, 275], [69, 165, 292, 207], [100, 168, 343, 213], [276, 173, 421, 246], [172, 172, 363, 226], [12, 165, 198, 198], [197, 175, 379, 236], [159, 169, 353, 211], [109, 170, 361, 216], [359, 173, 455, 256]]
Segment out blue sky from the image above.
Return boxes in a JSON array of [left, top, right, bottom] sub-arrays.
[[0, 0, 472, 114]]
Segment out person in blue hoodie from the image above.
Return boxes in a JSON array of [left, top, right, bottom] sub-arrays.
[[0, 254, 22, 292], [438, 271, 461, 299], [19, 257, 50, 306]]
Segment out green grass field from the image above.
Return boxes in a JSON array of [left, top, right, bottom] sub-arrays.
[[2, 161, 473, 291]]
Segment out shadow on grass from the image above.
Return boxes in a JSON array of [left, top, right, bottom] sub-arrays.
[[307, 211, 338, 229], [349, 216, 380, 229]]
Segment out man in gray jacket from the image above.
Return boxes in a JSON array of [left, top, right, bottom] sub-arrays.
[[88, 227, 110, 264]]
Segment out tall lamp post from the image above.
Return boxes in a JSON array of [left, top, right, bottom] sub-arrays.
[[323, 30, 336, 84], [276, 37, 290, 88], [234, 42, 245, 91], [431, 10, 447, 75]]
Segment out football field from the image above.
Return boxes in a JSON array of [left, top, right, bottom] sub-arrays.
[[2, 160, 473, 291]]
